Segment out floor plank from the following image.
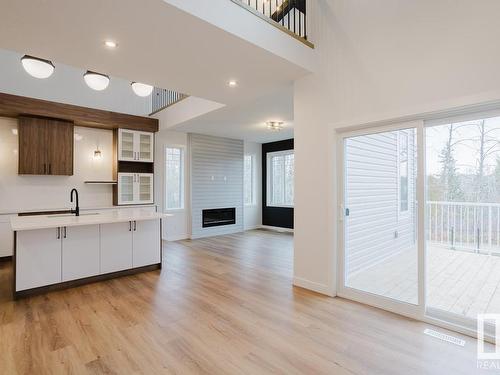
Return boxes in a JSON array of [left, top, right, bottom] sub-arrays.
[[0, 230, 490, 374]]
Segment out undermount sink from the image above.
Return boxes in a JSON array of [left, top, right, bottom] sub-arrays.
[[48, 213, 100, 218]]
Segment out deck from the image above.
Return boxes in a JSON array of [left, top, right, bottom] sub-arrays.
[[347, 244, 500, 319]]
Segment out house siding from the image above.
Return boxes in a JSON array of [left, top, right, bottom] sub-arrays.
[[345, 129, 416, 275]]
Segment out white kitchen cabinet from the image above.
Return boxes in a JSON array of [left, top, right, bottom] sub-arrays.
[[117, 173, 154, 205], [0, 215, 14, 257], [101, 222, 133, 274], [132, 219, 161, 268], [16, 228, 62, 291], [118, 129, 154, 163], [62, 225, 100, 282]]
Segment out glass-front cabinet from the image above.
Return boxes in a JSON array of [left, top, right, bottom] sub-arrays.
[[118, 129, 154, 162], [117, 173, 154, 205]]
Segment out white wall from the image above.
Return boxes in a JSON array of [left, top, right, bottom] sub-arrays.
[[154, 129, 190, 241], [0, 48, 150, 116], [293, 0, 500, 296], [243, 141, 262, 230], [0, 117, 115, 213]]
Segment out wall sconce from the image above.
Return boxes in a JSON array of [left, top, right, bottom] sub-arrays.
[[93, 148, 102, 160]]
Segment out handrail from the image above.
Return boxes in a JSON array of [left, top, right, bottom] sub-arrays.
[[150, 88, 188, 115], [231, 0, 313, 48], [427, 201, 500, 254]]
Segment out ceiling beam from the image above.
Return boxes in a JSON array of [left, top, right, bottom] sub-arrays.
[[0, 92, 158, 132]]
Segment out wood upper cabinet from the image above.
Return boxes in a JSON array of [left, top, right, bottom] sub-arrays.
[[18, 116, 74, 176]]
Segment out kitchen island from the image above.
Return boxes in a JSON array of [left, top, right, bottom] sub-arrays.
[[10, 209, 167, 299]]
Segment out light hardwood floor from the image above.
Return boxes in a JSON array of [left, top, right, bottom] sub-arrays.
[[0, 229, 490, 374]]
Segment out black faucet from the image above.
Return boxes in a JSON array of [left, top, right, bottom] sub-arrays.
[[70, 188, 80, 216]]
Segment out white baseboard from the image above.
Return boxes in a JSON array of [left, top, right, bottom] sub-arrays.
[[293, 277, 334, 296], [260, 225, 294, 233], [163, 233, 189, 242], [244, 225, 262, 231]]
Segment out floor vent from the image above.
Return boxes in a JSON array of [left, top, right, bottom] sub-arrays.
[[423, 328, 466, 346]]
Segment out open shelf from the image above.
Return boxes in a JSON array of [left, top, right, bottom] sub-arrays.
[[85, 181, 118, 185]]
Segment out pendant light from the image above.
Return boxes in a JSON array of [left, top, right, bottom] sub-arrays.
[[21, 55, 55, 79], [131, 82, 153, 97], [83, 71, 110, 91]]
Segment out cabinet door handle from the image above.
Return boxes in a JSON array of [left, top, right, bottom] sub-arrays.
[[57, 227, 60, 239], [43, 163, 46, 174], [63, 227, 67, 238], [133, 221, 137, 231], [129, 221, 132, 231]]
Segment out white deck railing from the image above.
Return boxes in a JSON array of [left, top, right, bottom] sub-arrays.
[[427, 201, 500, 255]]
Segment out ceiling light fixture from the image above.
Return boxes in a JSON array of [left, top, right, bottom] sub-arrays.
[[228, 80, 238, 87], [267, 121, 284, 131], [84, 71, 110, 91], [21, 55, 55, 79], [131, 82, 154, 97], [104, 40, 117, 48]]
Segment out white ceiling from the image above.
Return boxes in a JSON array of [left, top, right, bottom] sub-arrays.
[[0, 0, 307, 142], [0, 0, 308, 105], [171, 83, 294, 143]]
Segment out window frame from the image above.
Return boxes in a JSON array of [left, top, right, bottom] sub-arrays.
[[398, 131, 409, 213], [266, 149, 294, 208], [164, 145, 185, 211], [244, 154, 256, 206]]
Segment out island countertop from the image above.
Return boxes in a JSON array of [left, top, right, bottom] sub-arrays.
[[11, 209, 172, 231]]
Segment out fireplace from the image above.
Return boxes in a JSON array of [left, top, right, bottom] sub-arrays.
[[202, 208, 236, 228]]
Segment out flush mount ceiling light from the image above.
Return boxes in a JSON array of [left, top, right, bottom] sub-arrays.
[[21, 55, 55, 79], [228, 80, 238, 87], [104, 40, 117, 48], [267, 121, 284, 131], [131, 82, 154, 97], [84, 71, 110, 91]]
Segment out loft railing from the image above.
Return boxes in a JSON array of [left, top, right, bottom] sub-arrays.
[[427, 201, 500, 255], [232, 0, 312, 47], [150, 87, 188, 115]]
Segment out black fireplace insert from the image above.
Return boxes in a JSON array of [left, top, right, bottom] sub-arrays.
[[202, 208, 236, 228]]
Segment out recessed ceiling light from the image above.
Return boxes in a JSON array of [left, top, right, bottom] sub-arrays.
[[104, 40, 117, 48], [21, 55, 55, 79], [228, 80, 238, 87], [84, 71, 110, 91], [131, 82, 154, 97]]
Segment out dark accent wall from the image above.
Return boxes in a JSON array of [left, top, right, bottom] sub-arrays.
[[262, 138, 294, 229]]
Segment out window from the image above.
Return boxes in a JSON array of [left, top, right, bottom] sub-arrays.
[[267, 150, 294, 207], [399, 132, 409, 212], [165, 147, 184, 210], [244, 154, 255, 206]]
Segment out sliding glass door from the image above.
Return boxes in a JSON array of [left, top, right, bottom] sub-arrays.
[[425, 115, 500, 329], [339, 113, 500, 334], [339, 123, 423, 316]]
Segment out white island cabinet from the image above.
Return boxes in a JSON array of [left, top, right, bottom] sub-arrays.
[[11, 210, 167, 298], [62, 225, 100, 282], [16, 227, 62, 291], [100, 222, 133, 274]]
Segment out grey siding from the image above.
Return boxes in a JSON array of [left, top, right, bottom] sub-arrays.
[[345, 129, 416, 275], [190, 133, 244, 239]]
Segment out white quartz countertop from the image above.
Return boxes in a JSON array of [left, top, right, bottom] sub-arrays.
[[11, 209, 172, 231]]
